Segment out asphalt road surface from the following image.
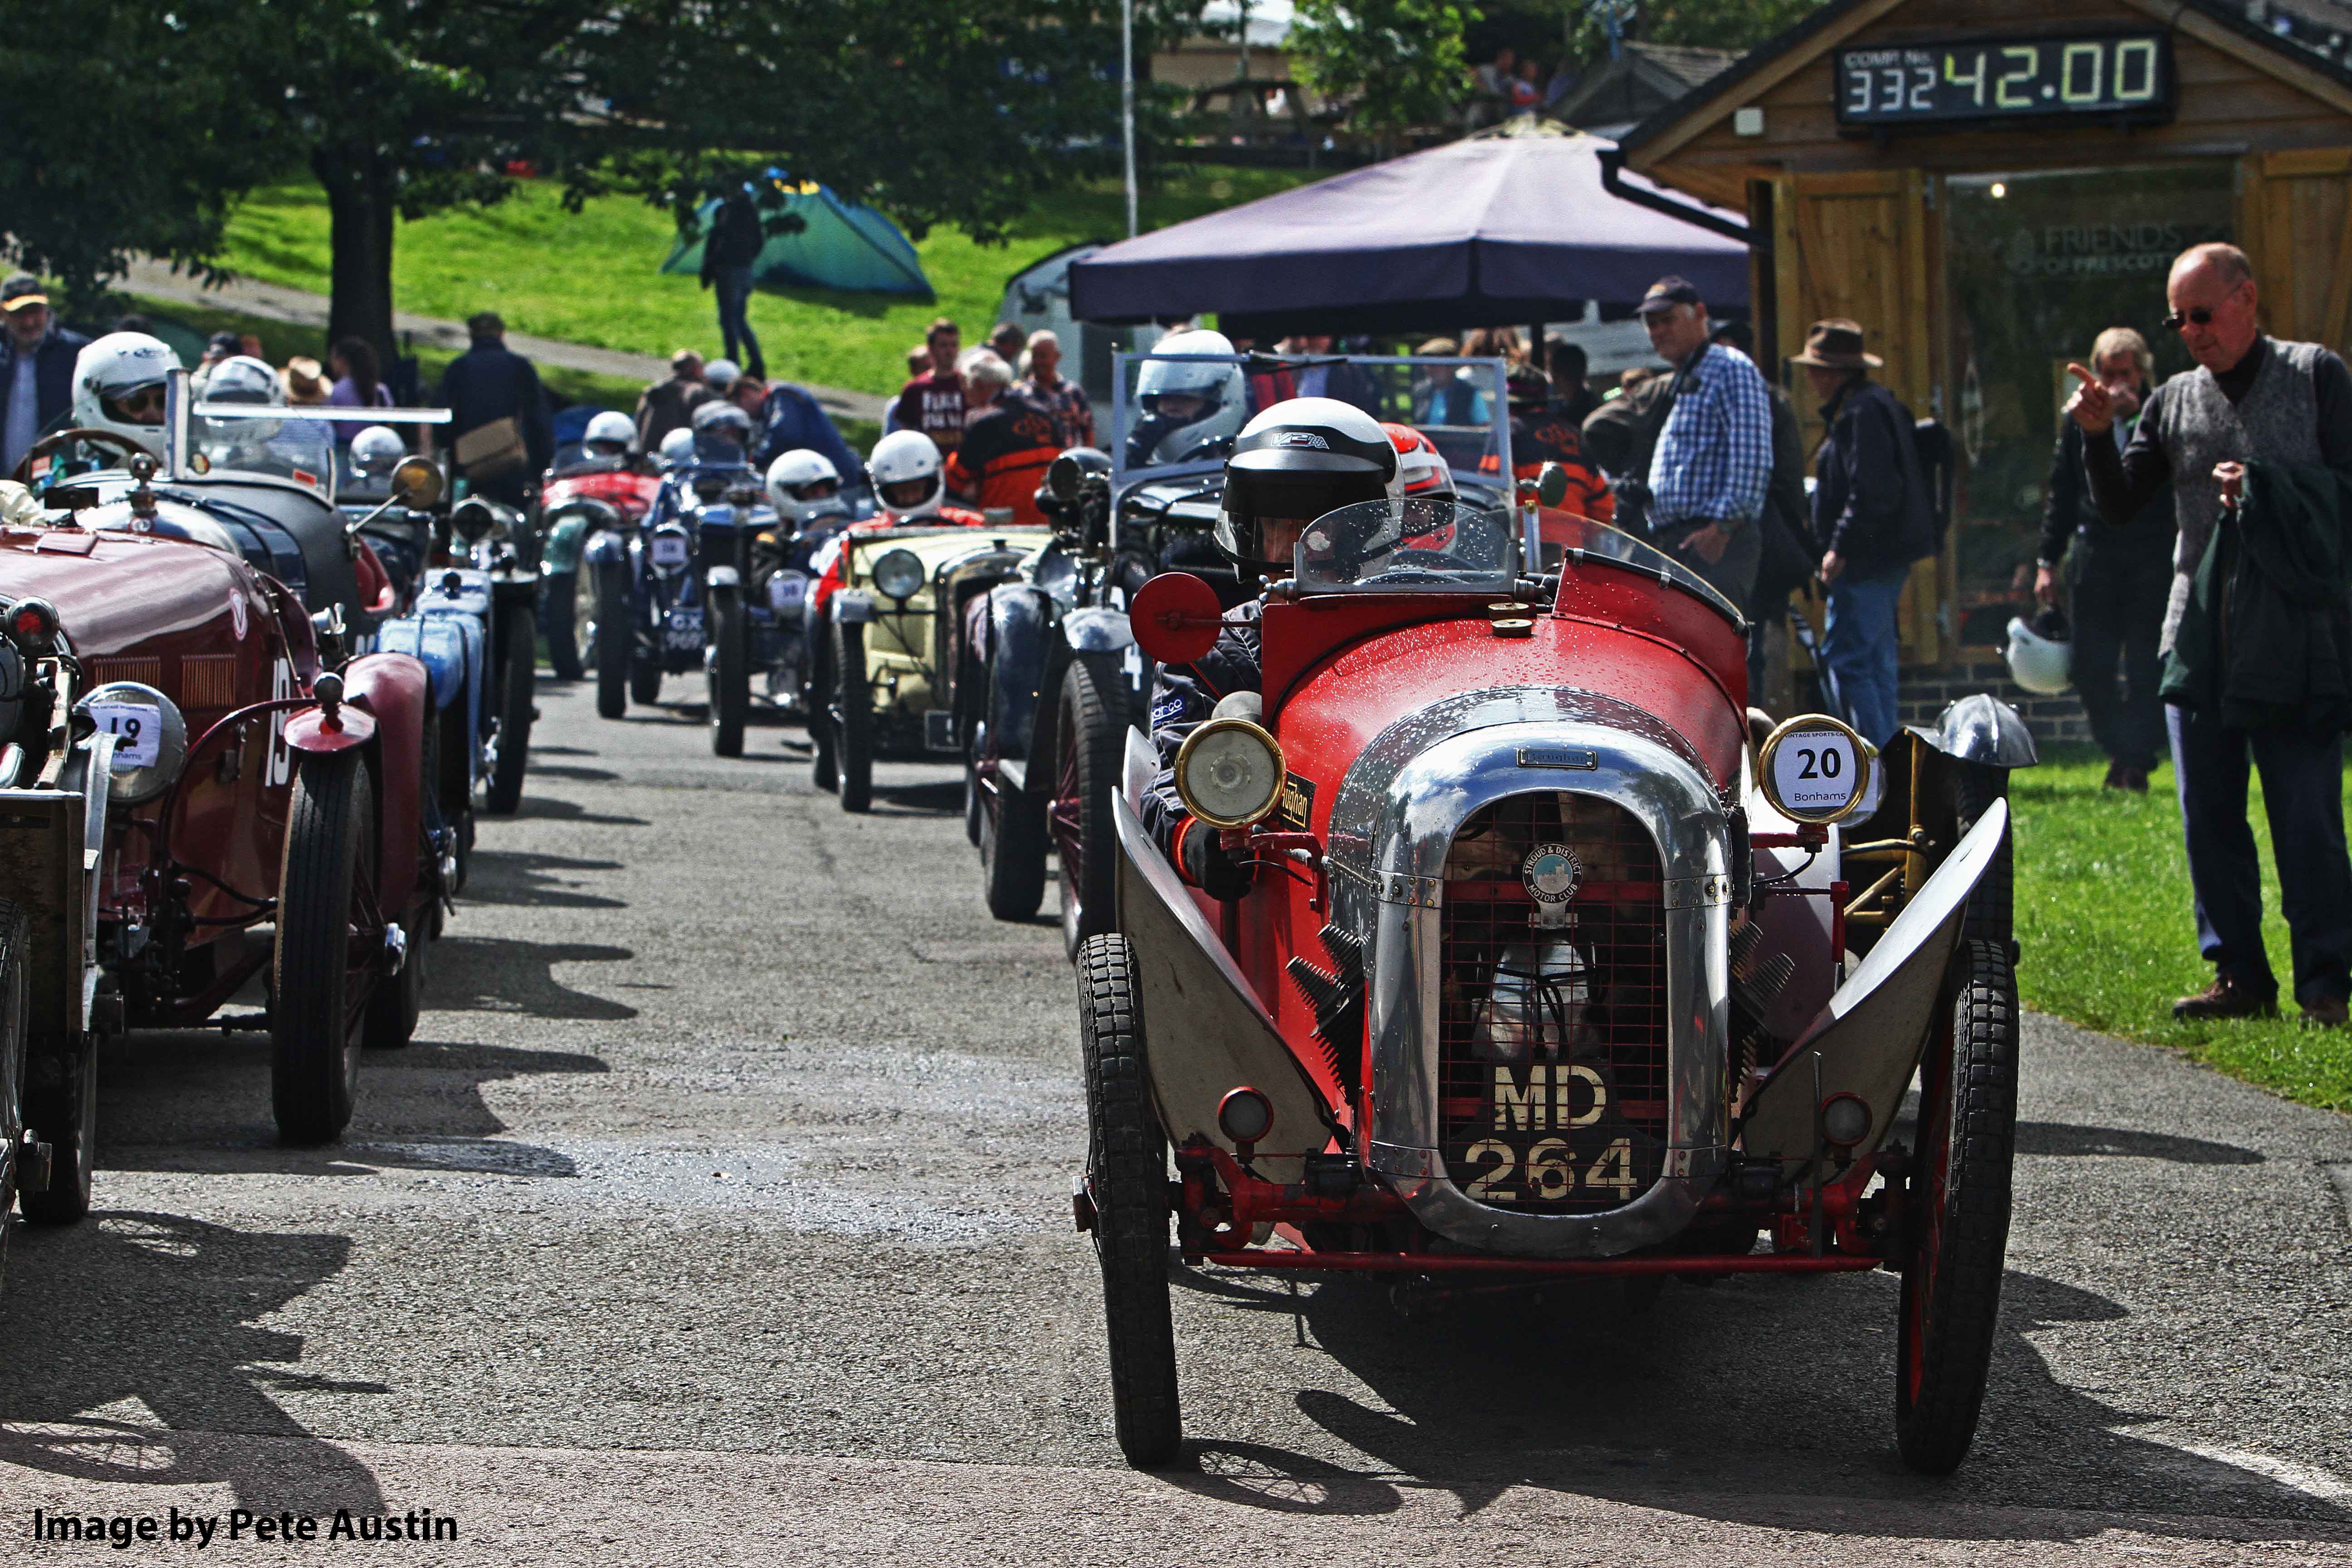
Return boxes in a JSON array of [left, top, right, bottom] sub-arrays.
[[1, 681, 2349, 1565]]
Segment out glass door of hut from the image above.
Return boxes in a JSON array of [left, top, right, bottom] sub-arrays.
[[1940, 163, 2232, 649]]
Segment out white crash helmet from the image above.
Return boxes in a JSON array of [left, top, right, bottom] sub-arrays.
[[2004, 610, 2074, 696], [765, 448, 848, 527], [199, 354, 287, 442], [582, 410, 635, 457], [348, 424, 407, 480], [657, 427, 697, 467], [69, 332, 184, 457], [1218, 397, 1401, 575], [689, 398, 755, 462], [867, 429, 945, 521], [1128, 328, 1248, 467], [704, 358, 742, 393]]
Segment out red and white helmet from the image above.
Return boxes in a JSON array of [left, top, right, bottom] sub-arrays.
[[1381, 422, 1455, 499]]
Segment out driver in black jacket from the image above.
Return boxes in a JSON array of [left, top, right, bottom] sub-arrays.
[[1140, 397, 1401, 897]]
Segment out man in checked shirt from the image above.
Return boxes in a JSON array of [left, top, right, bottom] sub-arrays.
[[1630, 276, 1771, 620]]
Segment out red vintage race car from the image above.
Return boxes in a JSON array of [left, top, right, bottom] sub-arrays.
[[0, 451, 439, 1216], [1077, 487, 2029, 1475]]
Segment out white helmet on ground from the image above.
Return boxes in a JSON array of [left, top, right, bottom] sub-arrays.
[[1218, 397, 1402, 576], [69, 332, 183, 457], [582, 410, 635, 457], [2004, 610, 2073, 695], [765, 449, 848, 527], [1128, 329, 1248, 467], [867, 429, 945, 521], [657, 427, 697, 466], [704, 358, 742, 392]]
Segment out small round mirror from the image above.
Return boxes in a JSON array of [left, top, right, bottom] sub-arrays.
[[1536, 461, 1569, 510], [392, 455, 444, 508], [1129, 572, 1224, 666]]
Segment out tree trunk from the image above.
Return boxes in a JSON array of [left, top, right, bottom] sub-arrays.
[[311, 148, 399, 383]]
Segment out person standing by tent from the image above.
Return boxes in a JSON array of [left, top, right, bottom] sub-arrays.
[[701, 187, 766, 380], [892, 318, 968, 457]]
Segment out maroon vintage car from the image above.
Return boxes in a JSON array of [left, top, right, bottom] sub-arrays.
[[0, 452, 440, 1231], [1076, 490, 2032, 1475]]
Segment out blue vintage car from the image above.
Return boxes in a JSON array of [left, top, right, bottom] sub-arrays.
[[585, 423, 796, 756]]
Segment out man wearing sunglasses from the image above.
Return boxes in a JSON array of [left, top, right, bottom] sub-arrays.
[[2066, 241, 2352, 1028], [0, 274, 90, 478]]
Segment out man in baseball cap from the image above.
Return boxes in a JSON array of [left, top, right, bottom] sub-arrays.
[[0, 274, 90, 477]]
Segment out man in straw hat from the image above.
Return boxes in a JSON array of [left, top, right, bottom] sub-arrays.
[[1795, 316, 1936, 749]]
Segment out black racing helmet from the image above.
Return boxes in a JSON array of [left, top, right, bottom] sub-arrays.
[[1216, 397, 1401, 576]]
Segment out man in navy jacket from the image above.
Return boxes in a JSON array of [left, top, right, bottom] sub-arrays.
[[0, 275, 89, 476]]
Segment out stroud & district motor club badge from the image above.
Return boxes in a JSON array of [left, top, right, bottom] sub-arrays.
[[1519, 842, 1583, 908]]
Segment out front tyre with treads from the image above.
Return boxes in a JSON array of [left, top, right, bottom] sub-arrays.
[[1895, 937, 2019, 1475], [833, 618, 873, 812], [1054, 653, 1126, 960], [1077, 933, 1181, 1468], [709, 592, 748, 757], [484, 607, 534, 814], [594, 561, 631, 719], [544, 571, 583, 681], [1950, 762, 2013, 953], [272, 753, 376, 1145]]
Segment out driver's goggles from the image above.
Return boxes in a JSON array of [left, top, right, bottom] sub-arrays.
[[880, 479, 933, 506], [108, 383, 167, 416], [791, 480, 841, 500]]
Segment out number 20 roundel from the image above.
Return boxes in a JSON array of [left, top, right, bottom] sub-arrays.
[[1759, 715, 1873, 825]]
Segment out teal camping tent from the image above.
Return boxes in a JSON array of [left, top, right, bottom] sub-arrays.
[[661, 179, 932, 299]]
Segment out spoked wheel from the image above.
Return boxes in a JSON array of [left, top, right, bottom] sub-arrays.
[[594, 562, 631, 719], [981, 660, 1046, 921], [833, 618, 873, 813], [1077, 933, 1181, 1468], [484, 608, 535, 814], [1895, 937, 2019, 1475], [272, 752, 377, 1145], [1053, 654, 1126, 961], [709, 591, 749, 757], [545, 570, 583, 681]]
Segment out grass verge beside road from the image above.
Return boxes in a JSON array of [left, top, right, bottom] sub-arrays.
[[2015, 744, 2352, 1113], [216, 166, 1319, 399]]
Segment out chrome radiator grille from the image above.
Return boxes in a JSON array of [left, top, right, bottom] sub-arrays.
[[1436, 791, 1669, 1214]]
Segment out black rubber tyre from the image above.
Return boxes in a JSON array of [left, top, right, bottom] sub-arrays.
[[544, 571, 583, 681], [1054, 653, 1127, 962], [1077, 932, 1181, 1468], [982, 656, 1048, 921], [363, 725, 433, 1052], [0, 901, 37, 1256], [963, 743, 985, 847], [629, 655, 663, 707], [833, 618, 873, 813], [1950, 762, 2013, 953], [594, 562, 631, 719], [709, 591, 748, 758], [485, 608, 535, 814], [20, 1024, 93, 1227], [272, 753, 375, 1145], [1895, 938, 2019, 1476]]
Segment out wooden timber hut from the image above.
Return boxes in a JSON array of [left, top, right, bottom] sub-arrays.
[[1619, 0, 2352, 676]]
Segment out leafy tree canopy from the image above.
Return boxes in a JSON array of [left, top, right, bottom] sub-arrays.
[[1287, 0, 1480, 141]]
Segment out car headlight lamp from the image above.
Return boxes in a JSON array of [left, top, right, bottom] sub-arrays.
[[1174, 718, 1285, 830], [1757, 713, 1875, 825], [74, 681, 187, 807], [871, 548, 925, 603]]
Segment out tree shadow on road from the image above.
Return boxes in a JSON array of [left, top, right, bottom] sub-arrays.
[[0, 1211, 387, 1515], [1154, 1264, 2350, 1542]]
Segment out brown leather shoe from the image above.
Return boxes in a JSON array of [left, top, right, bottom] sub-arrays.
[[2102, 760, 2127, 790], [2119, 766, 2151, 794], [2302, 993, 2349, 1029], [2172, 975, 2278, 1020]]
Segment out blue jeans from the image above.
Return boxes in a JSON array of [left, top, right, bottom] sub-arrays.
[[1821, 566, 1907, 745], [2168, 702, 2352, 1004], [714, 265, 761, 374]]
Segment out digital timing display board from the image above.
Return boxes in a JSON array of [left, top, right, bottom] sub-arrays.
[[1835, 33, 2176, 130]]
